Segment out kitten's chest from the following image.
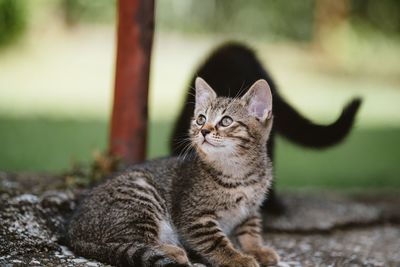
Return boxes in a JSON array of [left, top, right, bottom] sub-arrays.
[[216, 184, 266, 235]]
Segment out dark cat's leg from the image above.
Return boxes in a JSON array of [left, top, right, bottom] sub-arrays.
[[261, 182, 286, 215], [180, 214, 259, 267], [261, 128, 285, 215], [234, 213, 279, 266]]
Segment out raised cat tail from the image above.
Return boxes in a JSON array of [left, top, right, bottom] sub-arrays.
[[275, 96, 362, 148], [69, 240, 189, 267]]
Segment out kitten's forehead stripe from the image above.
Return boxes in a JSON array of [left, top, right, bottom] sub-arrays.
[[204, 98, 236, 121]]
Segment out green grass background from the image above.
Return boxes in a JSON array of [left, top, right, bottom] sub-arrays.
[[0, 116, 399, 189]]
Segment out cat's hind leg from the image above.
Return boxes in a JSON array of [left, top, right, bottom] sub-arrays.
[[70, 240, 189, 267], [108, 176, 190, 266], [68, 175, 190, 266]]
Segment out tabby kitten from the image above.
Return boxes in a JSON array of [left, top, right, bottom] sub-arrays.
[[67, 78, 279, 267]]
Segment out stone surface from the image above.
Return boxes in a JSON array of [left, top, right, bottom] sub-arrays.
[[267, 225, 400, 267], [263, 192, 386, 232], [1, 172, 399, 266]]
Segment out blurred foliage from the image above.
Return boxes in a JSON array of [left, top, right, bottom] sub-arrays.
[[351, 0, 400, 35], [1, 0, 399, 45], [0, 0, 26, 47], [61, 0, 116, 26], [156, 0, 400, 41], [157, 0, 315, 40]]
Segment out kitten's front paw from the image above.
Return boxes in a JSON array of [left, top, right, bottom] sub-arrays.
[[247, 247, 279, 266], [228, 254, 259, 267]]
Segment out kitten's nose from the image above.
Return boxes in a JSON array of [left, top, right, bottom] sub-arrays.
[[201, 129, 211, 137]]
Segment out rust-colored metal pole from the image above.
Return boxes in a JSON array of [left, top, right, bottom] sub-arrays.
[[109, 0, 154, 164]]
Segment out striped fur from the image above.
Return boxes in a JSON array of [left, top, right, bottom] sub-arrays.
[[67, 79, 279, 266]]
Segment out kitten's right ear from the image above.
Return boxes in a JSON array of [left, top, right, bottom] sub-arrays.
[[195, 77, 217, 111], [241, 79, 273, 122]]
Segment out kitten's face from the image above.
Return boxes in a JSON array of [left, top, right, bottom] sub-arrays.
[[190, 78, 273, 161]]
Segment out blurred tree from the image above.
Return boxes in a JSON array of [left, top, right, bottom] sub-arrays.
[[351, 0, 400, 34], [61, 0, 116, 27], [0, 0, 397, 46], [313, 0, 349, 46], [157, 0, 400, 42], [157, 0, 315, 41], [0, 0, 26, 47]]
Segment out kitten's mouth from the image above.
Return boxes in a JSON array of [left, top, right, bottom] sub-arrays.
[[201, 137, 224, 147], [202, 139, 215, 146]]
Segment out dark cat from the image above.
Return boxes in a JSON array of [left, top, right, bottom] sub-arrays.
[[170, 43, 362, 213]]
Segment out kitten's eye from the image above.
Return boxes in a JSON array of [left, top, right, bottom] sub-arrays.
[[220, 116, 233, 127], [196, 115, 206, 125]]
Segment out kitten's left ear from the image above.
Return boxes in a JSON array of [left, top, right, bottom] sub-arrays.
[[195, 77, 217, 111], [242, 79, 272, 122]]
